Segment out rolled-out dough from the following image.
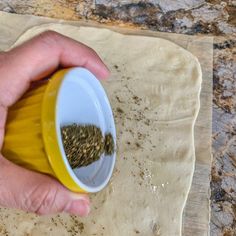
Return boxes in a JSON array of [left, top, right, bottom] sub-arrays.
[[4, 24, 201, 236]]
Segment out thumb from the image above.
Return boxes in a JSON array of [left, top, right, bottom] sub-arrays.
[[0, 156, 90, 216]]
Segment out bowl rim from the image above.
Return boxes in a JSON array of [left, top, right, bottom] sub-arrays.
[[54, 67, 116, 193]]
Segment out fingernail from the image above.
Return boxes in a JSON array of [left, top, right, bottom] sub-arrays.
[[70, 193, 90, 204], [67, 200, 90, 216]]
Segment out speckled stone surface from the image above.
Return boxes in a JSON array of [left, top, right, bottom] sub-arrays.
[[0, 1, 235, 235]]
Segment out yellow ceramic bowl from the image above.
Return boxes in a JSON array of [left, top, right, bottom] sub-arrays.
[[2, 68, 116, 193]]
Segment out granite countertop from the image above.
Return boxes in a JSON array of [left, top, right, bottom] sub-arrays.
[[0, 1, 235, 235]]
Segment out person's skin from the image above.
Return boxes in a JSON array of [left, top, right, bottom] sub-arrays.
[[0, 31, 110, 216]]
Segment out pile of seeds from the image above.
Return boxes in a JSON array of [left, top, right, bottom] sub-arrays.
[[104, 133, 115, 155], [61, 124, 115, 169]]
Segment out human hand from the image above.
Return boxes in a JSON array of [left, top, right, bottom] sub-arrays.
[[0, 31, 110, 216]]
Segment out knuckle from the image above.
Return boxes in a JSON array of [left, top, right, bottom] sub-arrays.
[[24, 185, 58, 215], [22, 195, 37, 212], [37, 30, 60, 47], [41, 30, 58, 38], [35, 188, 57, 215]]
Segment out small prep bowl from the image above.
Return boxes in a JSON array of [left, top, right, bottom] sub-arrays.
[[2, 67, 116, 193]]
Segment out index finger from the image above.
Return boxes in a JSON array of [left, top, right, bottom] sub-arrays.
[[0, 30, 110, 107]]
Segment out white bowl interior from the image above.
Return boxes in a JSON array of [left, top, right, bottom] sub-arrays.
[[56, 68, 116, 193]]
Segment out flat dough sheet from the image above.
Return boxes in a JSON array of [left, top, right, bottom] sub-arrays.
[[0, 12, 212, 236]]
